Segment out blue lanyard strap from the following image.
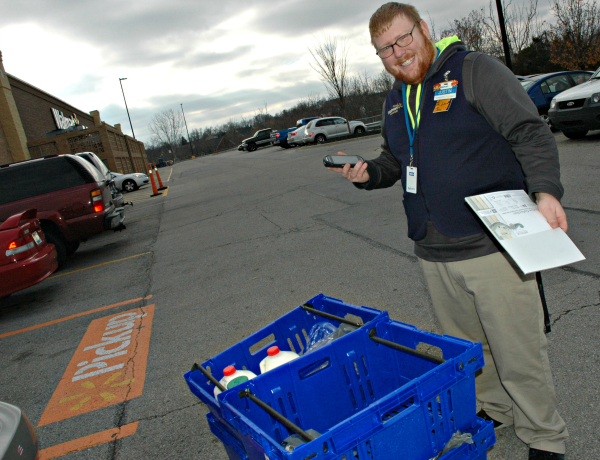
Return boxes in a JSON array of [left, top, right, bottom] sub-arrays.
[[401, 48, 440, 166]]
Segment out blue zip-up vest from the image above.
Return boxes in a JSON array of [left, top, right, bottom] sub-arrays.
[[385, 50, 526, 240]]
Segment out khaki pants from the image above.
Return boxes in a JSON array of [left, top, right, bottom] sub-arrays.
[[419, 252, 568, 454]]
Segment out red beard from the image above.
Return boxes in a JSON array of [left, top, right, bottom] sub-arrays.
[[386, 38, 437, 85]]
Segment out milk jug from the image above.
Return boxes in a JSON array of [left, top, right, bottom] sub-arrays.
[[213, 365, 256, 398], [259, 346, 299, 374]]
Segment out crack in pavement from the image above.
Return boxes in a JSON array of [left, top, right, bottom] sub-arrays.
[[260, 213, 283, 231], [135, 401, 204, 422], [560, 266, 600, 280], [314, 218, 417, 261], [108, 205, 162, 460], [551, 302, 600, 326]]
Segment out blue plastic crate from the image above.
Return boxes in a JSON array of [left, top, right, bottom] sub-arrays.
[[207, 412, 251, 460], [217, 318, 490, 460], [185, 294, 385, 426]]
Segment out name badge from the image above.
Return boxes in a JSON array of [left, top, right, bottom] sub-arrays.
[[433, 80, 458, 100], [406, 166, 417, 194]]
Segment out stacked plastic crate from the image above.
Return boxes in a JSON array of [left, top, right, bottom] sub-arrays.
[[184, 294, 495, 460]]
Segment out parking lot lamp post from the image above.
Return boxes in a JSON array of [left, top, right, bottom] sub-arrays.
[[495, 0, 512, 70], [180, 103, 194, 157], [119, 78, 136, 139]]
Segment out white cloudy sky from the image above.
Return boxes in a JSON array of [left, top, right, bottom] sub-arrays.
[[0, 0, 554, 144]]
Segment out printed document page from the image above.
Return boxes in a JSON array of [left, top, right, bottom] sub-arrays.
[[465, 190, 585, 274]]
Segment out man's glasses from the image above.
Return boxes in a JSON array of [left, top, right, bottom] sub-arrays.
[[376, 24, 416, 59]]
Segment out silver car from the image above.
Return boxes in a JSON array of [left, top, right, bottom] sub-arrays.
[[287, 125, 308, 146], [109, 172, 150, 192], [548, 65, 600, 139], [303, 117, 366, 144]]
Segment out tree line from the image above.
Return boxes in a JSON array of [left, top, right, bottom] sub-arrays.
[[146, 0, 599, 163]]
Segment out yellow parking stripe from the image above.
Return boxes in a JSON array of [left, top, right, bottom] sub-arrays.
[[48, 252, 152, 280]]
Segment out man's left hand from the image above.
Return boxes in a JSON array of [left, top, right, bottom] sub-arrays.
[[536, 192, 568, 232]]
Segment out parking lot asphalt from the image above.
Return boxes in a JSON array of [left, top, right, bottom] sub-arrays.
[[0, 131, 598, 459]]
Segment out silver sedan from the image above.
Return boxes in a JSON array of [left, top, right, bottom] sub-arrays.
[[109, 172, 149, 192]]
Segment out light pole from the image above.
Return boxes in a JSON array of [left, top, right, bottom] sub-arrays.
[[180, 103, 194, 157], [495, 0, 512, 70], [119, 78, 136, 139]]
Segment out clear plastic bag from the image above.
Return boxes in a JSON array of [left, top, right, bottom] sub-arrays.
[[429, 431, 474, 460], [303, 322, 358, 354]]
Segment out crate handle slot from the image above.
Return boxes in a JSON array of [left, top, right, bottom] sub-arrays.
[[302, 303, 363, 328], [298, 357, 331, 380], [368, 329, 445, 364], [190, 363, 227, 392], [239, 389, 317, 443]]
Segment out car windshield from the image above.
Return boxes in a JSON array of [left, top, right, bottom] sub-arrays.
[[520, 80, 535, 90], [592, 67, 600, 79]]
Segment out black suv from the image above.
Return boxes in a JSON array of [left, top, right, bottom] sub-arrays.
[[0, 154, 125, 266]]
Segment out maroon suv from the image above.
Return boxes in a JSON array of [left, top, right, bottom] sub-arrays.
[[0, 154, 125, 267]]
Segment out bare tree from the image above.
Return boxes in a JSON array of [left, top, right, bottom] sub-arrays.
[[370, 69, 394, 94], [442, 8, 495, 54], [549, 0, 600, 69], [481, 0, 546, 60], [309, 35, 352, 131], [148, 108, 185, 163]]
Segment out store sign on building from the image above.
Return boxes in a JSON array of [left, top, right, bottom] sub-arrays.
[[51, 108, 87, 130]]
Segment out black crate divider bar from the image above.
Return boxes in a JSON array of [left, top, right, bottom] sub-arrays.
[[301, 303, 364, 328], [239, 390, 316, 443], [190, 363, 316, 443], [368, 329, 445, 364]]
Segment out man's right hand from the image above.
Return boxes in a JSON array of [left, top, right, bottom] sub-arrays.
[[326, 152, 370, 183]]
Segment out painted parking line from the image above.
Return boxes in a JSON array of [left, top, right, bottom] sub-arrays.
[[0, 296, 152, 339], [48, 252, 152, 280], [38, 304, 155, 426], [38, 421, 138, 460]]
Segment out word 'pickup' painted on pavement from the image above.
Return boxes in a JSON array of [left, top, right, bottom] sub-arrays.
[[38, 305, 155, 427]]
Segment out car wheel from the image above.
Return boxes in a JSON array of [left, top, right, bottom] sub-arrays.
[[315, 134, 326, 144], [43, 228, 67, 268], [281, 142, 290, 149], [247, 143, 257, 152], [123, 179, 138, 192], [562, 130, 588, 139], [65, 240, 80, 255], [354, 126, 366, 136]]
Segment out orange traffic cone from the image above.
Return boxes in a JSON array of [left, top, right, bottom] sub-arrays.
[[153, 163, 167, 190], [148, 163, 162, 197]]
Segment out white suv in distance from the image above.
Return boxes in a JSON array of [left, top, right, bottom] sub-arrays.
[[303, 117, 366, 144], [548, 65, 600, 139]]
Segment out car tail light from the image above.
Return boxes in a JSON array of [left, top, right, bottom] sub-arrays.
[[309, 133, 314, 137], [6, 236, 35, 258], [276, 133, 280, 138], [291, 132, 296, 136], [91, 189, 104, 213]]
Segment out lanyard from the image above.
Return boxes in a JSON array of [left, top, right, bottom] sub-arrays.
[[401, 48, 440, 167]]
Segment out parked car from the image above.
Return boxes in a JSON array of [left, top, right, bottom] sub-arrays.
[[109, 172, 149, 192], [520, 70, 593, 129], [548, 66, 600, 139], [270, 127, 298, 149], [287, 125, 308, 146], [0, 209, 57, 298], [75, 152, 125, 208], [238, 129, 273, 152], [0, 401, 38, 459], [303, 117, 367, 144], [0, 154, 125, 267], [287, 117, 321, 147]]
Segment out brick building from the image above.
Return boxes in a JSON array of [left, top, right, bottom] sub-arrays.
[[0, 51, 147, 173]]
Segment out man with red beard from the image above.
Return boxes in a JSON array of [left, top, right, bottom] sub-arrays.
[[328, 3, 569, 460]]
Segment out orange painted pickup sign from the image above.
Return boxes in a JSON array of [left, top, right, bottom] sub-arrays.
[[38, 305, 154, 426]]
